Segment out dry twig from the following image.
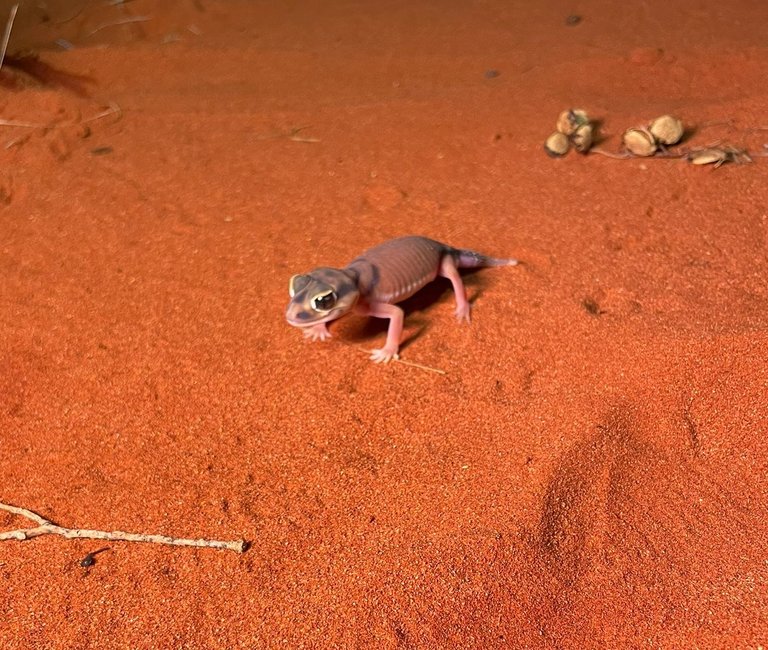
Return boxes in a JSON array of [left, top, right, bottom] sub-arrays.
[[0, 4, 19, 73], [0, 502, 246, 553]]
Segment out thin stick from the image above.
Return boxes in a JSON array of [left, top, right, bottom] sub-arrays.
[[0, 4, 19, 73], [0, 502, 246, 553], [4, 103, 123, 149], [697, 119, 736, 132], [87, 15, 151, 37], [390, 355, 447, 375], [588, 147, 631, 160], [0, 105, 121, 130], [255, 125, 320, 143], [287, 126, 321, 143], [650, 149, 688, 159], [83, 102, 123, 124], [347, 344, 447, 375], [0, 118, 46, 128]]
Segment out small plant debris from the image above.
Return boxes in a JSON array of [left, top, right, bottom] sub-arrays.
[[545, 108, 594, 157], [545, 109, 766, 169], [80, 547, 109, 567]]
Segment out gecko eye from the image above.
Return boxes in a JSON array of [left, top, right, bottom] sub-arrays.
[[311, 291, 337, 312]]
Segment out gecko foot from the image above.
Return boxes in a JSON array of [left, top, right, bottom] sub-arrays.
[[303, 323, 332, 342], [455, 303, 471, 323], [370, 347, 400, 363]]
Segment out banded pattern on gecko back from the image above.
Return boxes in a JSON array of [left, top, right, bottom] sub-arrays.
[[347, 236, 447, 304]]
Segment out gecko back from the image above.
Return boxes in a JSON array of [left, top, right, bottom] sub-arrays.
[[346, 236, 515, 304]]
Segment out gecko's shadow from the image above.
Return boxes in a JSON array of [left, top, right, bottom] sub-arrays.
[[346, 269, 486, 352], [1, 55, 95, 97]]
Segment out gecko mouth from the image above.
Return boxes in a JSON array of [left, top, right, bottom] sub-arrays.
[[286, 310, 341, 327]]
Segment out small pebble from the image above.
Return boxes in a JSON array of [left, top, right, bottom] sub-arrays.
[[582, 297, 601, 315]]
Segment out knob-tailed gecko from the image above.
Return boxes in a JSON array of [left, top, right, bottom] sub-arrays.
[[285, 236, 517, 362]]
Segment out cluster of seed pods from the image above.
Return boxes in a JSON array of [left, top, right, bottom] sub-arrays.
[[544, 110, 752, 167], [621, 116, 747, 166], [622, 115, 684, 156], [544, 109, 593, 157]]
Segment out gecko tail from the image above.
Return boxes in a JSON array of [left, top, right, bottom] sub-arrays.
[[453, 248, 518, 268]]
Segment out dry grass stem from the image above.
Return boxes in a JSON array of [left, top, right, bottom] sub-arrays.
[[390, 355, 448, 375], [0, 118, 46, 128], [0, 502, 246, 553], [87, 15, 151, 37], [255, 126, 320, 143], [287, 126, 321, 143], [346, 344, 446, 375], [3, 104, 122, 148], [83, 102, 123, 124]]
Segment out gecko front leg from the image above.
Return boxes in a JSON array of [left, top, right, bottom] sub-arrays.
[[303, 322, 332, 342], [356, 302, 404, 362]]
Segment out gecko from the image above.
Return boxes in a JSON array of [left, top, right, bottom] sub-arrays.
[[285, 235, 517, 363]]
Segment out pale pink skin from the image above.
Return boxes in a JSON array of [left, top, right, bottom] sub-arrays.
[[286, 236, 516, 363], [357, 254, 470, 362]]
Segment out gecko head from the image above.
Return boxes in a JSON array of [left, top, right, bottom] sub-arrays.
[[285, 268, 359, 328]]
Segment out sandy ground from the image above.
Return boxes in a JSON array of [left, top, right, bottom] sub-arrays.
[[1, 0, 767, 647]]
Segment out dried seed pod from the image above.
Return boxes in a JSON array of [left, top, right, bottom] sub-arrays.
[[571, 123, 593, 153], [556, 109, 590, 136], [622, 127, 657, 157], [689, 148, 729, 167], [544, 131, 570, 157], [649, 115, 684, 145]]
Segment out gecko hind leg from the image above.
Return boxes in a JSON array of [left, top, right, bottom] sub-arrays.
[[439, 255, 471, 322]]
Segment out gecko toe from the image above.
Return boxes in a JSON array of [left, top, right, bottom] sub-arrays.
[[370, 348, 399, 363], [455, 305, 472, 323], [303, 324, 332, 341]]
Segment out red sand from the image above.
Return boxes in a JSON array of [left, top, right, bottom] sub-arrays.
[[1, 1, 767, 647]]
